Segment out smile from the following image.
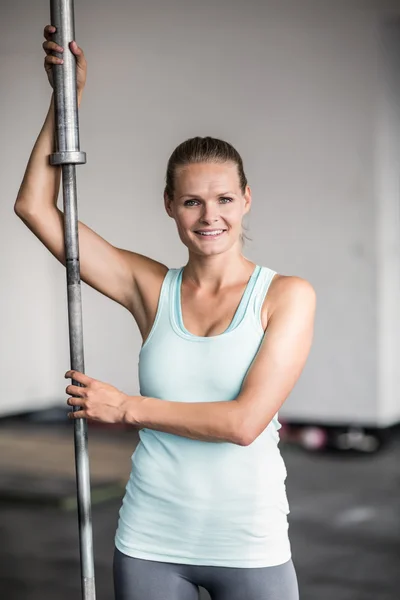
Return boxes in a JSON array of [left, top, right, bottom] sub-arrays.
[[194, 229, 226, 239]]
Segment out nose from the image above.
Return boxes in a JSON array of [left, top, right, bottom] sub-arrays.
[[199, 203, 220, 224]]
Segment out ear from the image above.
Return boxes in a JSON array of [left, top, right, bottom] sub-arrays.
[[164, 191, 174, 218], [243, 185, 252, 215]]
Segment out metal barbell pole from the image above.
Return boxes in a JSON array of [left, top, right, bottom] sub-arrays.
[[49, 1, 96, 598]]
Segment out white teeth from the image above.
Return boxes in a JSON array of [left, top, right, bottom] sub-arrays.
[[197, 230, 224, 236]]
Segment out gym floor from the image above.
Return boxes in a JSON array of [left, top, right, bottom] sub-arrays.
[[0, 421, 399, 600]]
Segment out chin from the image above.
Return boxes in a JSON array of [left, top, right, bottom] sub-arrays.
[[193, 239, 239, 257]]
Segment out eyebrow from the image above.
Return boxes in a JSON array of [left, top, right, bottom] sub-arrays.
[[178, 191, 236, 200]]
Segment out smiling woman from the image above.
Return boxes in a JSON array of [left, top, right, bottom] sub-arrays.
[[111, 136, 314, 600], [14, 21, 313, 599], [164, 137, 251, 251]]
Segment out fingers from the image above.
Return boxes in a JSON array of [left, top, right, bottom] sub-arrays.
[[44, 53, 63, 68], [43, 25, 85, 60], [69, 40, 83, 56], [66, 384, 85, 397], [67, 396, 84, 407], [68, 409, 87, 419], [44, 24, 55, 41], [65, 370, 93, 386], [43, 40, 63, 55]]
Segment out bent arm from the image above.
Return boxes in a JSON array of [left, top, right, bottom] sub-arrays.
[[128, 396, 245, 445], [14, 91, 83, 215], [127, 277, 316, 446]]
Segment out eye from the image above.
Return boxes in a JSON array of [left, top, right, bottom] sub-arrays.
[[183, 197, 233, 206]]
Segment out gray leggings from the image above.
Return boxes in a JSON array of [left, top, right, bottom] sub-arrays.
[[113, 548, 299, 600]]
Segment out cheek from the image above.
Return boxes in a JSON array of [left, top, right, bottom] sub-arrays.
[[225, 205, 244, 224], [175, 209, 197, 229], [173, 217, 191, 237]]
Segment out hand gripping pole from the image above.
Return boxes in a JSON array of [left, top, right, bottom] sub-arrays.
[[49, 1, 96, 599]]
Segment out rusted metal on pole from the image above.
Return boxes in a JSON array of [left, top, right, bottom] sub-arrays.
[[49, 1, 96, 598]]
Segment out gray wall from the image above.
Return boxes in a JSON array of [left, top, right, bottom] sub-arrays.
[[376, 18, 400, 426], [1, 0, 399, 425]]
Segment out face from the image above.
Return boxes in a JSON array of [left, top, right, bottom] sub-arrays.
[[164, 161, 251, 255]]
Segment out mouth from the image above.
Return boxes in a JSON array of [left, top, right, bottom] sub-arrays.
[[193, 229, 227, 239]]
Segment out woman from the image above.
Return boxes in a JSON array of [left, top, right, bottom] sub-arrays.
[[14, 25, 316, 600]]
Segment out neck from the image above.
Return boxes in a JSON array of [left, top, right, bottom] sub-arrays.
[[183, 249, 255, 290]]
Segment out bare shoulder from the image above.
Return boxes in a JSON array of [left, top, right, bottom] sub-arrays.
[[265, 274, 316, 323], [268, 273, 316, 314]]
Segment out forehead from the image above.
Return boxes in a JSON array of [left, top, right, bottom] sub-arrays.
[[175, 162, 240, 194]]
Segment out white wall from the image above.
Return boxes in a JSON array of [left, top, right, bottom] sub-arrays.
[[376, 18, 400, 426], [1, 0, 399, 425]]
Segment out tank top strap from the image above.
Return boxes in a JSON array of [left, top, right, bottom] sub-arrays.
[[225, 265, 262, 331], [252, 266, 278, 323], [161, 268, 178, 305], [139, 268, 177, 352]]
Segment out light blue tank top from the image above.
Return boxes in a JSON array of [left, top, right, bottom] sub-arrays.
[[115, 265, 291, 567]]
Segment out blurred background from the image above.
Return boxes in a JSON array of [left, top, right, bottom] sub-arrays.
[[1, 0, 399, 598]]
